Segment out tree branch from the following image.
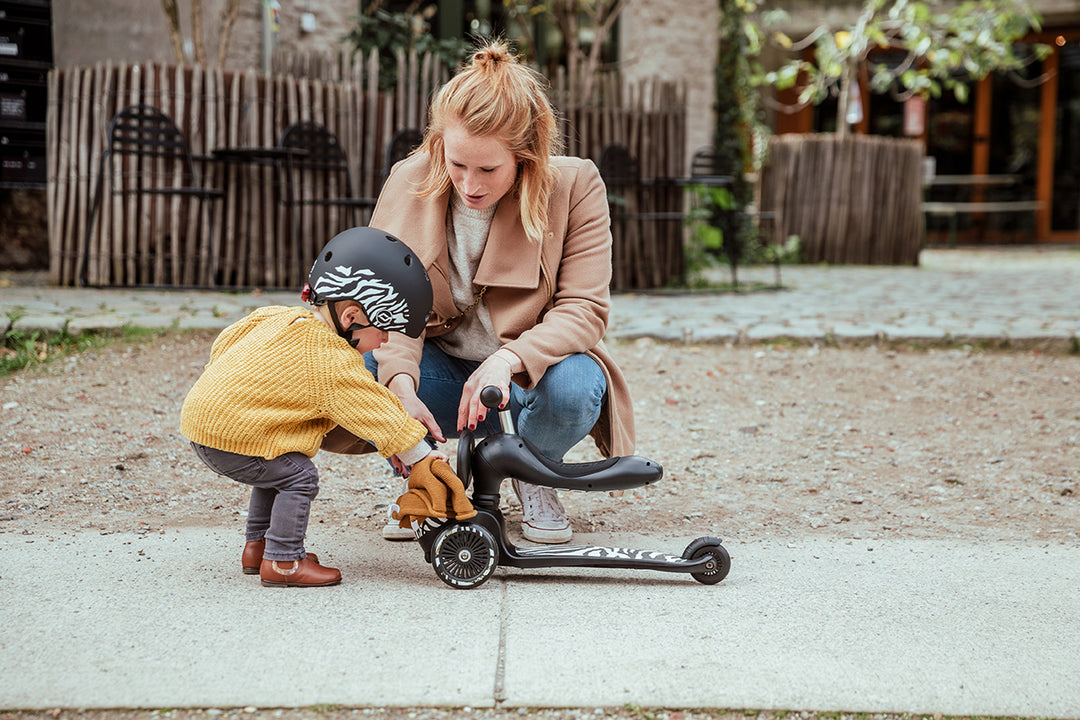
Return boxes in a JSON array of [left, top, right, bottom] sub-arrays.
[[215, 0, 241, 69], [191, 0, 206, 65], [160, 0, 185, 65]]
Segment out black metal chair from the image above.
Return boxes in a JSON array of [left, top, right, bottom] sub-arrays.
[[80, 104, 224, 286], [690, 145, 719, 177], [598, 143, 692, 289], [688, 145, 782, 284], [277, 121, 376, 273], [598, 143, 639, 189], [383, 127, 423, 185], [597, 143, 646, 289]]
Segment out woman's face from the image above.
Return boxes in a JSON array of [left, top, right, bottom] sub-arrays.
[[442, 120, 518, 211]]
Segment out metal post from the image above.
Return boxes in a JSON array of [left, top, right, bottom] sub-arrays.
[[261, 0, 280, 75]]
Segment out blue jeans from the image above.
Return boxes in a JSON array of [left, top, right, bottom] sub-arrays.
[[365, 343, 606, 461], [191, 442, 317, 562]]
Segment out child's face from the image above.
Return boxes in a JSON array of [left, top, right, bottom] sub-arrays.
[[345, 305, 390, 354]]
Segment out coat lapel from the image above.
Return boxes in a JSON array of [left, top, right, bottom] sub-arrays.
[[410, 190, 451, 271], [406, 190, 455, 319], [474, 197, 542, 290]]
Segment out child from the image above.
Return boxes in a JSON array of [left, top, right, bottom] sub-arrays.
[[181, 227, 446, 588]]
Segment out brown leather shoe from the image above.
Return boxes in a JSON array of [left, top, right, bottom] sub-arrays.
[[259, 556, 341, 588], [242, 540, 318, 574], [242, 540, 265, 574]]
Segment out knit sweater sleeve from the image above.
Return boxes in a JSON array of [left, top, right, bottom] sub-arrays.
[[314, 339, 429, 459]]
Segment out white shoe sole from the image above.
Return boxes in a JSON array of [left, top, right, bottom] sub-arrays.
[[521, 521, 572, 544], [381, 523, 416, 541]]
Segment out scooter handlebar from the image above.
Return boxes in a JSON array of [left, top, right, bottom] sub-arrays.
[[480, 385, 503, 410]]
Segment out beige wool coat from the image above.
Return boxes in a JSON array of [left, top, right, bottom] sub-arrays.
[[368, 152, 635, 458]]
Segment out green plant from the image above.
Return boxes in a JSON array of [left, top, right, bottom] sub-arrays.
[[684, 184, 736, 279], [754, 234, 803, 266], [345, 4, 471, 91], [1, 328, 46, 374], [701, 0, 764, 288], [501, 0, 628, 96], [683, 184, 801, 288], [622, 705, 657, 720], [0, 326, 166, 377]]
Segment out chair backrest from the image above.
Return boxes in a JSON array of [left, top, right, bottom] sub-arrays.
[[106, 104, 200, 188], [596, 143, 639, 191], [385, 127, 423, 172], [690, 146, 719, 177], [278, 121, 355, 198]]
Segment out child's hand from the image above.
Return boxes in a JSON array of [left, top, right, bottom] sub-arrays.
[[391, 449, 449, 478], [425, 449, 450, 465]]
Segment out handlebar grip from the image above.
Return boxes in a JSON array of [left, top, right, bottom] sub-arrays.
[[480, 385, 504, 410]]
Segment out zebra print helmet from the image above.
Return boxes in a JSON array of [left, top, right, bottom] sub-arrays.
[[303, 227, 432, 339]]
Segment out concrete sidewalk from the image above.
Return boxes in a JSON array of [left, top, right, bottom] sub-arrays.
[[2, 528, 1079, 715]]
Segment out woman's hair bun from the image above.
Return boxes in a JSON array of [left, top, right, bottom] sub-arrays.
[[472, 40, 513, 70]]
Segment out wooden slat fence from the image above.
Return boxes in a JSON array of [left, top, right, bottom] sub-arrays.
[[758, 134, 923, 265], [555, 70, 688, 289], [47, 51, 687, 290], [266, 55, 688, 291]]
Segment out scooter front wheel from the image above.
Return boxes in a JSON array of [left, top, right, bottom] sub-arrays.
[[682, 536, 731, 585], [431, 522, 500, 589]]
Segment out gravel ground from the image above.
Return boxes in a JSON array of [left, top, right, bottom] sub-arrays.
[[2, 331, 1078, 544]]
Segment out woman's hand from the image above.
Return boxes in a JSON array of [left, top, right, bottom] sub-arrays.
[[457, 352, 516, 432], [388, 374, 446, 443]]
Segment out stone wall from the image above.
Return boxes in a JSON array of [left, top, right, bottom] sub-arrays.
[[51, 0, 358, 72], [621, 0, 717, 167]]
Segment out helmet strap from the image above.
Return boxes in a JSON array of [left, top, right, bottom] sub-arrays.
[[328, 301, 361, 349], [327, 300, 377, 349]]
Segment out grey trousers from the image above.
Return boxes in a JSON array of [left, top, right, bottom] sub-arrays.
[[191, 442, 320, 562], [190, 429, 376, 560]]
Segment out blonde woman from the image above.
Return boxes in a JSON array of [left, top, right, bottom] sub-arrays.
[[365, 39, 634, 544]]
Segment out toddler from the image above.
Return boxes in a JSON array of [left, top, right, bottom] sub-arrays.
[[181, 227, 445, 587]]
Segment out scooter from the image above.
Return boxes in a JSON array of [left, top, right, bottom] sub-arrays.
[[411, 386, 731, 589]]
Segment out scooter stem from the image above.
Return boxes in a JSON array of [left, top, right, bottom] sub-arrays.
[[480, 385, 515, 435]]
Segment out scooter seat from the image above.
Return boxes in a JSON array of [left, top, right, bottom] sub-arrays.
[[471, 433, 663, 492]]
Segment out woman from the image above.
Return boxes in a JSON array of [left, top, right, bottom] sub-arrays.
[[365, 39, 634, 544]]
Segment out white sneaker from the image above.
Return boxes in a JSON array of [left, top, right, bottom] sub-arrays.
[[381, 477, 415, 541], [512, 478, 572, 544], [382, 518, 416, 541]]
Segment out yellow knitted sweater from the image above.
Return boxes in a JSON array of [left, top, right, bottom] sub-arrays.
[[180, 306, 427, 460]]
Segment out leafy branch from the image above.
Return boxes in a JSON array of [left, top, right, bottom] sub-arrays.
[[744, 0, 1051, 137]]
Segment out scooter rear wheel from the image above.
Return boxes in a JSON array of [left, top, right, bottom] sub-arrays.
[[682, 536, 731, 585], [431, 522, 500, 589]]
